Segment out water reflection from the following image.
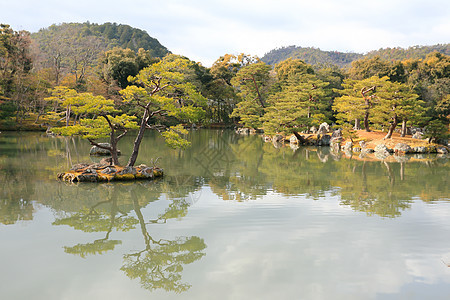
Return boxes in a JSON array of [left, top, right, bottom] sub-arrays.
[[1, 130, 450, 299], [0, 130, 449, 225], [52, 181, 206, 293]]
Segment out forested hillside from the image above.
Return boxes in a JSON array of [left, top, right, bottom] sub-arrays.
[[32, 22, 169, 58], [365, 44, 450, 61], [262, 46, 362, 68], [262, 44, 450, 68]]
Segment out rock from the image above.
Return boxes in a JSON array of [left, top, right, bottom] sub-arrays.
[[437, 147, 449, 154], [374, 144, 391, 159], [412, 132, 424, 139], [101, 167, 117, 174], [331, 129, 342, 139], [330, 136, 343, 144], [413, 146, 427, 153], [135, 166, 155, 179], [82, 168, 96, 174], [99, 157, 113, 166], [361, 148, 375, 154], [89, 143, 121, 156], [352, 147, 361, 152], [263, 136, 272, 142], [359, 140, 367, 149], [342, 142, 352, 151], [70, 163, 90, 171], [290, 135, 298, 144], [236, 128, 250, 135], [310, 126, 317, 134], [393, 143, 412, 154], [374, 144, 389, 153], [317, 122, 330, 135], [76, 174, 98, 182], [273, 134, 284, 143]]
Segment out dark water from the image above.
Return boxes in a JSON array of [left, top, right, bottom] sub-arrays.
[[0, 130, 449, 300]]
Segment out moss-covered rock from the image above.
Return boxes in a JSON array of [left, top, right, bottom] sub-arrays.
[[57, 164, 163, 183]]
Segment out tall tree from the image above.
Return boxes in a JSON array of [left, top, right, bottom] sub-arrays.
[[333, 76, 387, 132], [120, 54, 207, 167], [262, 73, 330, 136], [0, 24, 33, 120], [230, 61, 273, 128], [372, 81, 422, 139]]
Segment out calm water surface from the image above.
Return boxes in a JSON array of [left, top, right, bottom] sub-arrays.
[[0, 130, 449, 300]]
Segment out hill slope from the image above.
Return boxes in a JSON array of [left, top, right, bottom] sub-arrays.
[[262, 46, 362, 68], [262, 44, 450, 67], [31, 22, 170, 69]]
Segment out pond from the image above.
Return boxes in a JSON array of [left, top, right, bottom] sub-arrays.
[[0, 129, 449, 300]]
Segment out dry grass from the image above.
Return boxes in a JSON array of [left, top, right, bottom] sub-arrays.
[[349, 130, 432, 149]]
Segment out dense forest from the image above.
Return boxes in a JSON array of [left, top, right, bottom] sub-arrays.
[[1, 22, 449, 150], [262, 44, 450, 68]]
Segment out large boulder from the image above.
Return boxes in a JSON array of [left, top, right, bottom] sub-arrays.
[[342, 142, 353, 151], [374, 144, 391, 159], [413, 146, 427, 153], [290, 135, 298, 144], [393, 143, 412, 154], [89, 143, 121, 156], [374, 144, 392, 153], [412, 132, 424, 139], [273, 134, 284, 143], [437, 147, 449, 154], [317, 122, 330, 135], [331, 129, 342, 139]]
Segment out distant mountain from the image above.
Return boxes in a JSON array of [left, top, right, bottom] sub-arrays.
[[364, 44, 450, 61], [261, 44, 450, 68], [31, 22, 170, 59], [261, 46, 362, 68]]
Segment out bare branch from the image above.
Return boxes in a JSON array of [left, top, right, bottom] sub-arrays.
[[87, 138, 112, 150]]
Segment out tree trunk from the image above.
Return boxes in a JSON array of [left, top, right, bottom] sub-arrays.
[[354, 118, 361, 130], [383, 114, 398, 139], [363, 111, 371, 132], [110, 137, 120, 166], [400, 119, 407, 137], [127, 109, 149, 167], [292, 131, 306, 144], [66, 105, 71, 126], [250, 75, 265, 108]]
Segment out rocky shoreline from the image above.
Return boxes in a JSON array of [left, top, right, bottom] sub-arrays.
[[236, 124, 450, 160]]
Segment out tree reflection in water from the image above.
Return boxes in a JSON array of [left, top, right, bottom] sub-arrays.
[[52, 180, 206, 293]]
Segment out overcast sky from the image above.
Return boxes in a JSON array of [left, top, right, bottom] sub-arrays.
[[2, 0, 449, 66]]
